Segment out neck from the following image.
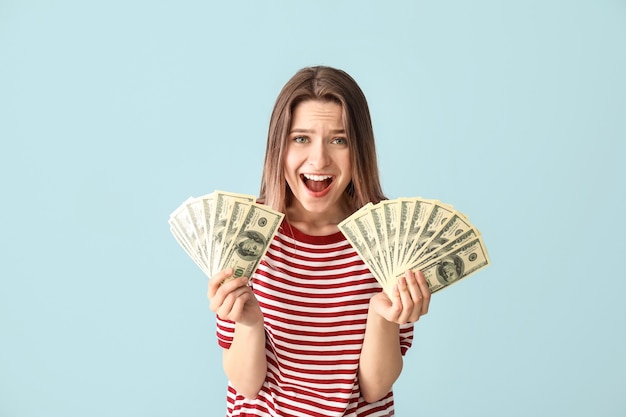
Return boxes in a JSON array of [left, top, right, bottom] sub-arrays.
[[286, 200, 352, 236], [286, 217, 340, 236]]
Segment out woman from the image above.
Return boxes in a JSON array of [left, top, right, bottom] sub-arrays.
[[208, 66, 431, 416]]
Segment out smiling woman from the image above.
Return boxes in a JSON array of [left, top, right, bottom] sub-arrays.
[[206, 66, 432, 417], [260, 66, 386, 220], [284, 100, 352, 233]]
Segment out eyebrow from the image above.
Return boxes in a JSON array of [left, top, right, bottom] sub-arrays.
[[289, 128, 346, 134]]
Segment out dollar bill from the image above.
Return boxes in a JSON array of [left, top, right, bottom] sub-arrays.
[[337, 204, 386, 285], [393, 198, 416, 272], [400, 200, 454, 272], [169, 197, 210, 274], [403, 235, 490, 293], [201, 194, 215, 265], [416, 228, 479, 268], [170, 191, 284, 281], [339, 196, 489, 295], [397, 198, 435, 270], [216, 200, 253, 276], [381, 200, 399, 277], [408, 212, 474, 268], [348, 204, 389, 283], [370, 203, 392, 278], [210, 191, 256, 273], [186, 194, 212, 262], [218, 203, 284, 281]]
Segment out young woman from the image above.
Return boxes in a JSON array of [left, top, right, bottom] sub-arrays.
[[207, 66, 431, 417]]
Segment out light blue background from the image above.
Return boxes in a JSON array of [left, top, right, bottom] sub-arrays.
[[1, 1, 625, 416]]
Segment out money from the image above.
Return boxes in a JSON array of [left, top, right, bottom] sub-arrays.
[[338, 205, 387, 286], [219, 204, 285, 280], [169, 191, 284, 279], [169, 197, 209, 274], [340, 197, 490, 295], [409, 236, 490, 294], [345, 204, 389, 282], [210, 191, 256, 271]]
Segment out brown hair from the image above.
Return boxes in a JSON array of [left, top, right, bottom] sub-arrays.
[[259, 66, 386, 214]]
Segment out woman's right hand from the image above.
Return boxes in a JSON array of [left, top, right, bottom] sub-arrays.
[[207, 268, 263, 327]]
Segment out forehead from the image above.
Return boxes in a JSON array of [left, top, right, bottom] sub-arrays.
[[291, 100, 344, 127]]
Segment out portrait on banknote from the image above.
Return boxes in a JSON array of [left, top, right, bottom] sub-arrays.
[[234, 230, 266, 261], [435, 255, 464, 285]]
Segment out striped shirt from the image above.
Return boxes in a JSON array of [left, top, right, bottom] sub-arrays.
[[216, 221, 414, 416]]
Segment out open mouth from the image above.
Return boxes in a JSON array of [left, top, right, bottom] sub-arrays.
[[301, 174, 333, 193]]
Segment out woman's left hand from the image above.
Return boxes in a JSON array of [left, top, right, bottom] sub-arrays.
[[369, 269, 431, 324]]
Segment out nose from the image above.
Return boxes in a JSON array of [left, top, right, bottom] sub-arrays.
[[307, 139, 331, 168]]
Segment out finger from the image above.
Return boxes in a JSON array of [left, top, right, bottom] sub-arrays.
[[207, 268, 234, 299], [414, 270, 431, 316], [403, 270, 423, 322], [387, 283, 403, 322], [216, 284, 251, 319], [396, 276, 416, 323], [228, 291, 252, 322], [404, 270, 423, 303], [209, 276, 249, 312]]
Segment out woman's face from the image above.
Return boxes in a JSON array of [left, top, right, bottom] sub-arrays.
[[284, 100, 352, 223]]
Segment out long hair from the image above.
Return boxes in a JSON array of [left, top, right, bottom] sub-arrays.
[[259, 66, 386, 214]]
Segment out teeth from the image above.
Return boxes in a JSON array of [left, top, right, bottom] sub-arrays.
[[303, 174, 332, 181]]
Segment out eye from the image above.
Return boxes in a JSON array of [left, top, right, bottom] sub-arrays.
[[293, 136, 308, 144], [332, 137, 348, 145]]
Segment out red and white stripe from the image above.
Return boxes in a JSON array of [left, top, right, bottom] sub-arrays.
[[216, 222, 413, 416]]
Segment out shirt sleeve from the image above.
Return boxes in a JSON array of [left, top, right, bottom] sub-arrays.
[[399, 322, 414, 355], [216, 314, 236, 349]]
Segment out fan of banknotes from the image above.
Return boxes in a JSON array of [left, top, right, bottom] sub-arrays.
[[338, 197, 490, 295], [168, 190, 284, 280], [170, 191, 489, 295]]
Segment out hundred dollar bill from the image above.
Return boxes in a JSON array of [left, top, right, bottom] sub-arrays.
[[210, 191, 256, 274], [216, 200, 253, 276], [381, 200, 399, 276], [415, 228, 479, 268], [185, 194, 212, 262], [201, 194, 215, 266], [169, 197, 210, 275], [402, 235, 490, 294], [218, 203, 284, 281], [337, 204, 386, 285], [400, 200, 454, 272], [397, 198, 435, 271], [393, 198, 415, 272], [169, 226, 210, 275], [350, 204, 389, 283], [370, 203, 393, 278], [410, 212, 475, 267]]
